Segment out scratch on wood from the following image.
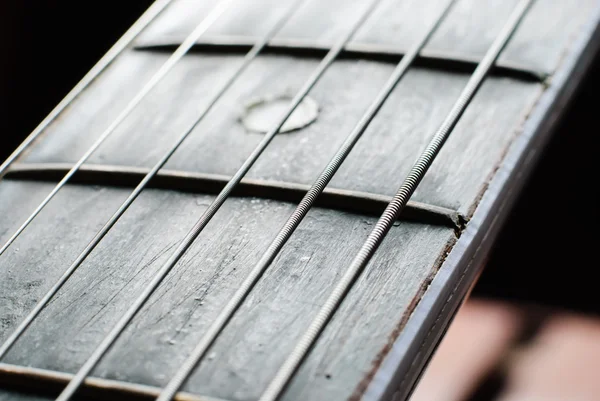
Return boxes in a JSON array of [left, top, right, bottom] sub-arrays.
[[348, 234, 458, 401]]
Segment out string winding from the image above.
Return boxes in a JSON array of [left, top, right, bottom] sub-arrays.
[[155, 1, 457, 399], [0, 0, 537, 400], [52, 0, 387, 400], [260, 1, 534, 399]]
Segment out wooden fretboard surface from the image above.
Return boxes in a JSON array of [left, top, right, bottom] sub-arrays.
[[0, 1, 598, 400]]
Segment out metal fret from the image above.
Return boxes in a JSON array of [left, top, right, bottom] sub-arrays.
[[4, 162, 463, 229], [0, 0, 236, 257], [52, 1, 385, 400], [156, 1, 457, 399], [0, 363, 228, 401], [135, 36, 547, 83], [259, 1, 534, 400], [0, 0, 173, 180]]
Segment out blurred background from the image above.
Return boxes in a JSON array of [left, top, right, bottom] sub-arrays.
[[1, 2, 599, 400]]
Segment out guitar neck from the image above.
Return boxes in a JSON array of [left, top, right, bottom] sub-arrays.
[[0, 1, 599, 401]]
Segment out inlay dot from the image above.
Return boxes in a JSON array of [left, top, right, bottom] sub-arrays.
[[241, 94, 319, 134]]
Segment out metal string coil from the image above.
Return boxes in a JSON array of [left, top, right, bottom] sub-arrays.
[[259, 1, 534, 399], [155, 1, 457, 400]]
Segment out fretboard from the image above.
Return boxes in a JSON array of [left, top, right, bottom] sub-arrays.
[[0, 0, 598, 401]]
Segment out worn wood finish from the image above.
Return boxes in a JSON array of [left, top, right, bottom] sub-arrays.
[[19, 53, 540, 217], [0, 181, 454, 401], [363, 7, 600, 401], [1, 0, 599, 400]]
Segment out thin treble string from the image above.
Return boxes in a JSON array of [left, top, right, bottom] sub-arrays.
[[259, 1, 534, 400], [0, 0, 307, 362], [0, 0, 236, 257], [155, 0, 457, 399], [0, 0, 173, 180], [53, 1, 385, 400]]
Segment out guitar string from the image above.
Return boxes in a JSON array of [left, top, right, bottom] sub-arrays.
[[259, 0, 535, 399], [53, 0, 385, 400], [0, 0, 173, 179], [0, 0, 237, 257], [0, 0, 307, 361], [1, 0, 528, 396], [154, 0, 458, 399]]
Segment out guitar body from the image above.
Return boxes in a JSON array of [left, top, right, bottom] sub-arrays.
[[1, 1, 599, 400]]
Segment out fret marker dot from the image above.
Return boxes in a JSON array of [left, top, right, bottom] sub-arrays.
[[241, 94, 319, 134]]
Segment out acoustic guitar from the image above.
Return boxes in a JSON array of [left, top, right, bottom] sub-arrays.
[[1, 0, 599, 400]]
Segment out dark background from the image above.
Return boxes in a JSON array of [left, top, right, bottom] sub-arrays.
[[1, 2, 598, 314], [0, 1, 153, 156]]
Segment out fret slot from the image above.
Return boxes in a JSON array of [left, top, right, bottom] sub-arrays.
[[134, 36, 547, 83], [0, 363, 230, 401], [4, 163, 463, 230]]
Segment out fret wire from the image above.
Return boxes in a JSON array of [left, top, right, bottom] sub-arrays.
[[156, 1, 457, 400], [52, 0, 386, 400], [0, 0, 173, 180], [260, 1, 535, 400], [0, 0, 236, 257], [136, 36, 547, 83], [0, 362, 230, 401], [4, 162, 463, 229], [0, 0, 306, 364]]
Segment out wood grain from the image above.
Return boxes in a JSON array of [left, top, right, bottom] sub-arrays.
[[19, 52, 540, 217], [0, 0, 597, 400], [0, 181, 453, 401]]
